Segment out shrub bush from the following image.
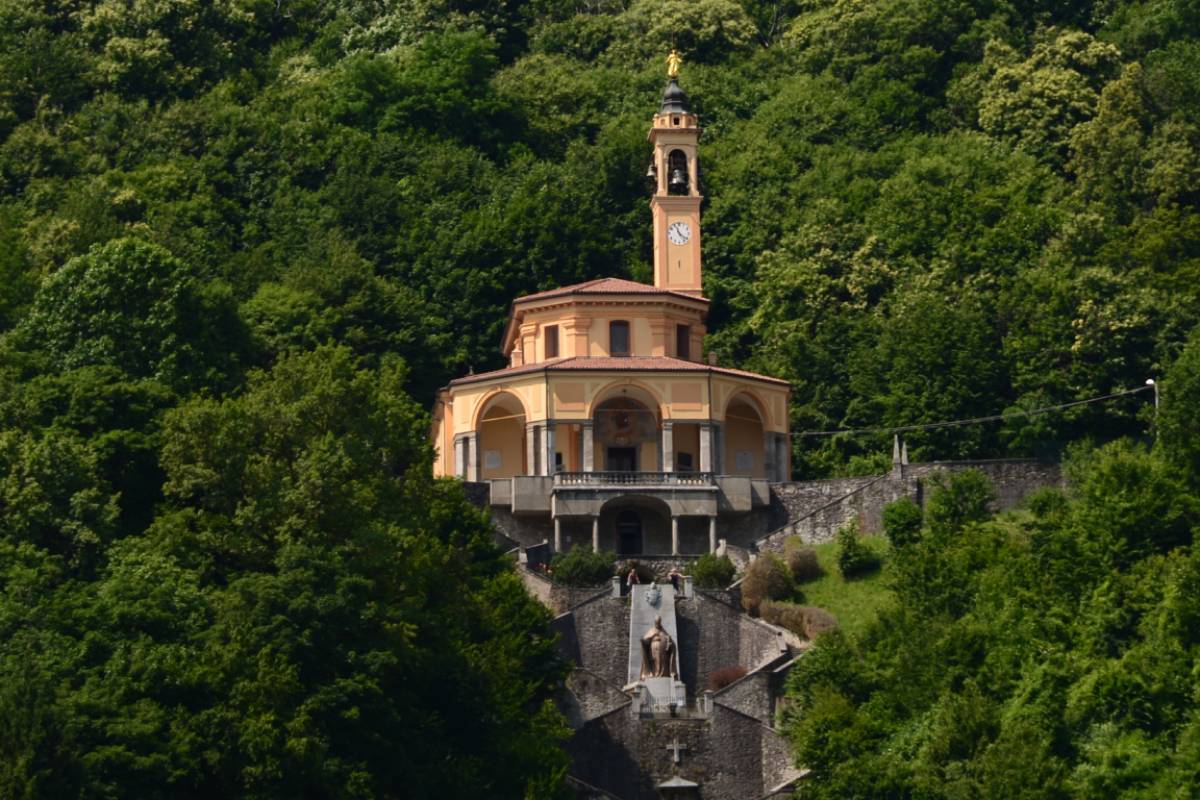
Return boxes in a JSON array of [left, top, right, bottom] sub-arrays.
[[759, 601, 839, 639], [836, 523, 882, 579], [707, 665, 748, 691], [740, 553, 794, 615], [692, 553, 736, 589], [925, 468, 996, 535], [551, 547, 615, 586], [882, 497, 923, 548], [784, 537, 822, 582]]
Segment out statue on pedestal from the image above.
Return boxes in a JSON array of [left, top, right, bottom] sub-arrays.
[[640, 615, 678, 680]]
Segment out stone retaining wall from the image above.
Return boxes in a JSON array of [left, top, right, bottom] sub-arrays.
[[758, 459, 1063, 550], [518, 567, 610, 615]]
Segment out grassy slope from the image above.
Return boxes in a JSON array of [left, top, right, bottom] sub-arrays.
[[793, 536, 896, 638]]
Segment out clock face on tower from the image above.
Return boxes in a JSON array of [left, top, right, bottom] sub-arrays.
[[667, 221, 691, 245]]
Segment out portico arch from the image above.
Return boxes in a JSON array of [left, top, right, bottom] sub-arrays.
[[475, 391, 528, 480], [587, 380, 668, 420], [599, 495, 673, 555], [723, 392, 766, 479]]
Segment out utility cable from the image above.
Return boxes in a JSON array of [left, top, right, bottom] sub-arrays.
[[794, 385, 1154, 439]]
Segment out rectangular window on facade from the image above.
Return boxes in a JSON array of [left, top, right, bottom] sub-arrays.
[[610, 321, 630, 356], [677, 452, 694, 472], [676, 324, 690, 360], [545, 325, 559, 359]]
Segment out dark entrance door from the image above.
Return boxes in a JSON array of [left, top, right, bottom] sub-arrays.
[[617, 510, 643, 555], [607, 447, 638, 472]]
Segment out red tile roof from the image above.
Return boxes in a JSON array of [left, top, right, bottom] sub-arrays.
[[514, 278, 708, 304], [448, 356, 790, 387]]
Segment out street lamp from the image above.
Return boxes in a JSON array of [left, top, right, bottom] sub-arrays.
[[1146, 378, 1158, 410]]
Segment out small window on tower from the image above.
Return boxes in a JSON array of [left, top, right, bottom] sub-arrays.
[[544, 325, 559, 359], [610, 321, 630, 356], [676, 325, 691, 360]]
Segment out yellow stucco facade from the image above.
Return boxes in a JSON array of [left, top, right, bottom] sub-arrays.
[[430, 76, 792, 491]]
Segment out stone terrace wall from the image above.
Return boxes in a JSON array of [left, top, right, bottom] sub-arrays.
[[567, 706, 793, 800], [714, 669, 775, 723], [562, 669, 630, 727], [519, 568, 610, 616], [676, 593, 786, 696], [771, 476, 880, 525], [552, 595, 631, 689], [758, 459, 1063, 550], [903, 459, 1063, 510]]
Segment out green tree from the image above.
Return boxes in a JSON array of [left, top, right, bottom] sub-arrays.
[[924, 468, 996, 536], [882, 496, 923, 548], [13, 238, 245, 392], [978, 29, 1122, 166], [1159, 323, 1200, 487]]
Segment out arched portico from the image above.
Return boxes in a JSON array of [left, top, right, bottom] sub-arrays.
[[475, 391, 527, 480], [599, 496, 673, 555], [724, 393, 766, 479], [592, 384, 664, 472]]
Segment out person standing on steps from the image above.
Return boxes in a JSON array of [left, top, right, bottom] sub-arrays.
[[667, 567, 682, 594]]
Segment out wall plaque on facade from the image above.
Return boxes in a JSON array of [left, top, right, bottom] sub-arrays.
[[484, 449, 502, 469], [736, 451, 755, 471]]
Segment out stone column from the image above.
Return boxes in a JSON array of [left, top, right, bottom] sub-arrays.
[[671, 516, 680, 556], [451, 434, 465, 479], [715, 422, 726, 474], [543, 422, 557, 475], [582, 421, 594, 472], [699, 423, 713, 473], [763, 431, 776, 482], [592, 516, 600, 552], [708, 516, 717, 553], [467, 432, 481, 481], [525, 423, 537, 476], [553, 517, 562, 553], [661, 421, 675, 473]]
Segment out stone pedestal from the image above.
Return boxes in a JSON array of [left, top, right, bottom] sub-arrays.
[[641, 676, 687, 710]]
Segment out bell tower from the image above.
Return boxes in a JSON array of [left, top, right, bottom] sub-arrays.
[[647, 70, 703, 295]]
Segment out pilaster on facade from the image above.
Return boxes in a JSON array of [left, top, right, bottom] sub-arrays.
[[561, 317, 590, 358], [519, 321, 539, 365], [648, 318, 670, 357], [581, 421, 595, 472], [661, 421, 674, 473]]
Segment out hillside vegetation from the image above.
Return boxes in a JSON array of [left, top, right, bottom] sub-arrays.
[[786, 362, 1200, 796], [1, 0, 1199, 797]]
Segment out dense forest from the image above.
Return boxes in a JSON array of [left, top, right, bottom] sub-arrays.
[[0, 0, 1198, 797]]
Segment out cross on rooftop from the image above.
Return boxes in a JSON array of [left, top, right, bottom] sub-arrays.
[[666, 739, 688, 764]]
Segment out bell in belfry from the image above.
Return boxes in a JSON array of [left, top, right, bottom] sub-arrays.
[[669, 167, 687, 194]]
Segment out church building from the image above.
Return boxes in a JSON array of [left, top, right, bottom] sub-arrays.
[[431, 72, 792, 559]]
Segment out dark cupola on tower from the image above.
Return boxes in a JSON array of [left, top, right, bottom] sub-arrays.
[[659, 77, 690, 115]]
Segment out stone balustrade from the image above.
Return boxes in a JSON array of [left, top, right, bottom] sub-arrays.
[[554, 470, 715, 487]]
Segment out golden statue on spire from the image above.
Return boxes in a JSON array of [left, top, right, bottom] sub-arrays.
[[666, 49, 683, 79]]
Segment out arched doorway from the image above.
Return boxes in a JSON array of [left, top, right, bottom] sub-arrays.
[[616, 510, 643, 555], [476, 393, 526, 479], [594, 395, 660, 472], [600, 496, 672, 554], [725, 395, 765, 478]]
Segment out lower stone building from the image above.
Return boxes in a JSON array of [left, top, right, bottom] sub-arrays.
[[553, 583, 803, 799], [463, 454, 1064, 798]]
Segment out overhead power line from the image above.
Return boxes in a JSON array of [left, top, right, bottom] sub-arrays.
[[794, 385, 1154, 439]]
